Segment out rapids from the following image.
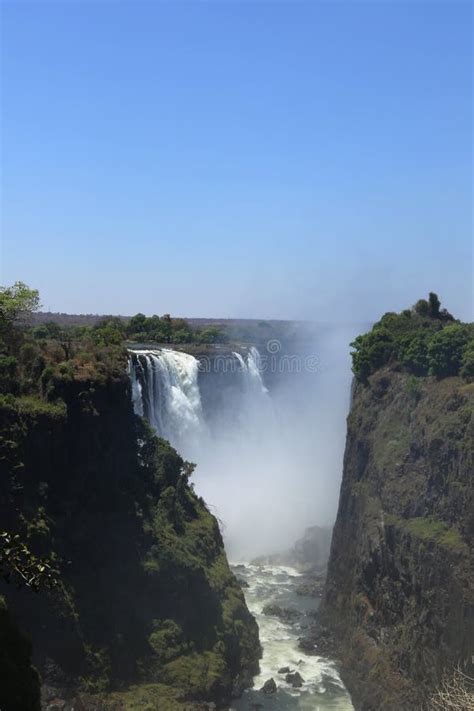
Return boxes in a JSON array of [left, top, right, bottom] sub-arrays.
[[231, 564, 353, 711]]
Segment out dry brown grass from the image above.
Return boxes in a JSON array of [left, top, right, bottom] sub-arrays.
[[428, 667, 474, 710]]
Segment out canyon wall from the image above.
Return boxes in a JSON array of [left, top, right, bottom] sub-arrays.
[[0, 356, 260, 710], [323, 367, 473, 709]]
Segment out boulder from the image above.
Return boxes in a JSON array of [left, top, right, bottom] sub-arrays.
[[285, 671, 304, 688], [262, 604, 301, 621], [261, 678, 277, 694], [278, 666, 291, 674]]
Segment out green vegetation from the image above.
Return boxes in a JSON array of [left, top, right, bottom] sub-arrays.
[[160, 651, 229, 699], [406, 517, 464, 549], [0, 281, 259, 709], [0, 282, 40, 346], [387, 516, 466, 552], [351, 293, 474, 382], [31, 312, 229, 350], [0, 532, 59, 591]]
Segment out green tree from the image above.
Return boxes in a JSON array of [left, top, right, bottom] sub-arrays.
[[162, 314, 172, 343], [127, 313, 148, 335], [350, 328, 394, 381], [414, 299, 430, 317], [0, 356, 18, 394], [427, 325, 469, 377], [0, 282, 40, 351], [400, 333, 429, 375], [92, 325, 123, 347], [428, 292, 441, 318], [0, 282, 40, 325], [198, 326, 228, 344]]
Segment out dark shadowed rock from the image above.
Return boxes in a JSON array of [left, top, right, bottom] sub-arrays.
[[286, 671, 304, 688], [278, 666, 291, 674], [262, 604, 301, 621], [261, 678, 277, 694], [295, 574, 325, 598]]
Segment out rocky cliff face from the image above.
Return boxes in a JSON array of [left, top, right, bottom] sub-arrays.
[[0, 361, 260, 710], [323, 368, 473, 710]]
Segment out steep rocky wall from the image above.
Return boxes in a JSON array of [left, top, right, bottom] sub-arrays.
[[323, 369, 474, 710], [0, 366, 260, 710]]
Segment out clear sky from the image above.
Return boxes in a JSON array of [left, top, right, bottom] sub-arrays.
[[1, 0, 472, 322]]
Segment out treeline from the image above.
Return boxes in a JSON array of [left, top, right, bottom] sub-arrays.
[[31, 312, 229, 347], [0, 283, 122, 398], [351, 293, 474, 382]]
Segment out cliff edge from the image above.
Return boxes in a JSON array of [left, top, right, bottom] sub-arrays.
[[0, 338, 260, 710], [323, 295, 474, 710]]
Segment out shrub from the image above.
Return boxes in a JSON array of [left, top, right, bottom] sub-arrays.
[[400, 333, 429, 375], [460, 340, 474, 381], [148, 620, 187, 664], [350, 328, 395, 381], [0, 356, 18, 394], [428, 291, 441, 317], [427, 325, 470, 377], [414, 299, 430, 317], [406, 375, 421, 402]]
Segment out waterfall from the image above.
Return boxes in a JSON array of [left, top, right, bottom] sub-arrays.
[[233, 346, 269, 395], [128, 325, 355, 563], [129, 349, 205, 458], [128, 357, 144, 416], [129, 345, 272, 453]]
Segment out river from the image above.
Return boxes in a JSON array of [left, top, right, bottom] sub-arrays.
[[231, 564, 353, 711]]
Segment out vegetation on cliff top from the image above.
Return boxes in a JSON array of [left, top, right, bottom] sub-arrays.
[[32, 309, 230, 348], [351, 292, 474, 382]]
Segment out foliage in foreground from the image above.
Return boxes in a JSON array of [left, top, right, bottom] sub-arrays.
[[0, 532, 59, 592]]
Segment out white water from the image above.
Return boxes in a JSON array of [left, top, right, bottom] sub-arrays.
[[130, 349, 206, 458], [130, 346, 272, 460], [128, 342, 354, 708], [129, 331, 355, 559], [231, 564, 353, 711], [234, 346, 269, 395]]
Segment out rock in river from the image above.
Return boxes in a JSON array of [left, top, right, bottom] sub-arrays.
[[285, 671, 304, 688], [261, 678, 277, 694]]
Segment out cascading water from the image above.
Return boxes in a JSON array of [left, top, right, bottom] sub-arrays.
[[128, 357, 144, 416], [129, 349, 206, 459], [129, 346, 271, 456], [234, 346, 269, 395], [128, 338, 354, 710]]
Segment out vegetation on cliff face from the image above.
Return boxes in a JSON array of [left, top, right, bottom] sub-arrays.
[[0, 283, 260, 710], [323, 297, 474, 711]]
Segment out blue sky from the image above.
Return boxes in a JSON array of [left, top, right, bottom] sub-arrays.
[[1, 0, 472, 321]]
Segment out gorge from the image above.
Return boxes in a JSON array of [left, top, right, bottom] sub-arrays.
[[0, 292, 473, 711]]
